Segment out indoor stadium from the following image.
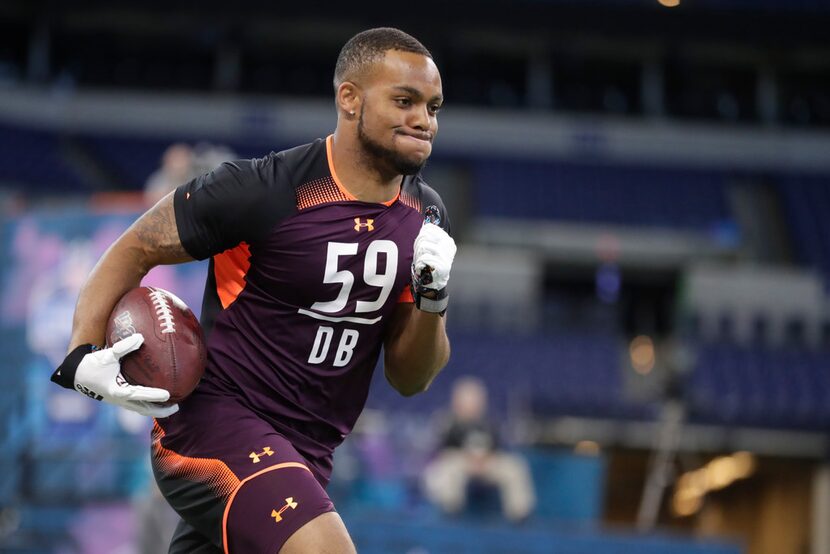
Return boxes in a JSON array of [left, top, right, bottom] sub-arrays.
[[0, 1, 829, 553]]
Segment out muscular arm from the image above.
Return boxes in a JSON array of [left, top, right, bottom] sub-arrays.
[[382, 303, 450, 397], [68, 192, 194, 351]]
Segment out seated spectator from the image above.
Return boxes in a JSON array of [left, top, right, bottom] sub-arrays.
[[144, 142, 238, 207], [143, 143, 195, 206], [423, 376, 536, 522]]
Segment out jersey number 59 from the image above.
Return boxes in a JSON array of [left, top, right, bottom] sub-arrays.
[[311, 240, 398, 313], [305, 240, 399, 367]]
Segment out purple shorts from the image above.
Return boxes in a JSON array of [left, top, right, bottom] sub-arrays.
[[151, 391, 335, 553]]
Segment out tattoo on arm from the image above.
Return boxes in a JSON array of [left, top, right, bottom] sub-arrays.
[[132, 193, 193, 264]]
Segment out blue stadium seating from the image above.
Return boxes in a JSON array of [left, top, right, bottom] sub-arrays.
[[365, 330, 652, 420], [79, 133, 173, 189], [473, 158, 731, 230], [0, 124, 87, 192], [2, 122, 735, 234], [690, 343, 830, 430], [777, 174, 830, 282], [78, 132, 288, 189], [367, 328, 830, 431], [0, 122, 288, 193]]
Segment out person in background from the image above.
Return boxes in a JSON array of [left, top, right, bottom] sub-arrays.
[[145, 142, 239, 207], [189, 142, 239, 176], [143, 143, 195, 206], [423, 376, 536, 522]]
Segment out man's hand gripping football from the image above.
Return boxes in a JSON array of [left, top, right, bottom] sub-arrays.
[[50, 333, 178, 418]]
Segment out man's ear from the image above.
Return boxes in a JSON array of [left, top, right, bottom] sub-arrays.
[[336, 81, 361, 118]]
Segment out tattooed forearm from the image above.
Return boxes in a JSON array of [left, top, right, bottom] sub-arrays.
[[67, 192, 193, 350], [132, 192, 193, 264]]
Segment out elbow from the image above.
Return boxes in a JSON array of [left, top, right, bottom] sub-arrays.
[[384, 339, 451, 397], [384, 366, 435, 397], [385, 354, 449, 398], [385, 370, 429, 397], [396, 380, 431, 398], [120, 230, 157, 278]]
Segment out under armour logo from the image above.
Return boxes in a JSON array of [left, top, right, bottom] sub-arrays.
[[271, 497, 298, 523], [249, 447, 274, 463], [354, 218, 374, 232]]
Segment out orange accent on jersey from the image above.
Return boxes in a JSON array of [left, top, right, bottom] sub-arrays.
[[398, 286, 414, 304], [381, 192, 400, 206], [151, 421, 240, 504], [325, 135, 357, 202], [214, 243, 251, 309], [222, 462, 312, 554], [325, 134, 400, 207], [296, 176, 350, 210], [399, 189, 421, 212]]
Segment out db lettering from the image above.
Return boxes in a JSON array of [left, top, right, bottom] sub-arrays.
[[308, 327, 359, 368]]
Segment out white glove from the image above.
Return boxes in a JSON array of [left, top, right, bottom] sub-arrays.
[[52, 334, 179, 418], [411, 223, 457, 314]]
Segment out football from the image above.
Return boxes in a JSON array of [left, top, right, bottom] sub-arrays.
[[106, 286, 206, 405]]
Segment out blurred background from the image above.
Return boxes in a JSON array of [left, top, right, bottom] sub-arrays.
[[1, 1, 829, 553]]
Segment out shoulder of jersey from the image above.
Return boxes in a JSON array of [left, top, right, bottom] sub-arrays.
[[403, 175, 443, 209], [405, 175, 450, 231], [408, 176, 442, 204], [271, 139, 327, 182], [233, 139, 325, 195]]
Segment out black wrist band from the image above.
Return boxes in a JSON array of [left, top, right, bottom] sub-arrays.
[[412, 284, 449, 316], [51, 344, 95, 389]]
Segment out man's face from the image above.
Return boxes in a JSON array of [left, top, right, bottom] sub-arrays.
[[356, 50, 443, 176]]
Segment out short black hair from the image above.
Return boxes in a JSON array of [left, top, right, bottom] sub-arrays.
[[333, 27, 432, 91]]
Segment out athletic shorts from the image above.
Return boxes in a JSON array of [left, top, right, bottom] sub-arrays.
[[151, 391, 335, 554]]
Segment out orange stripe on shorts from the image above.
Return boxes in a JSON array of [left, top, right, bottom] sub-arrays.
[[151, 421, 241, 501], [221, 462, 312, 554]]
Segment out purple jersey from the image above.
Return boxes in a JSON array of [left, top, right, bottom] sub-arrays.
[[170, 135, 450, 481]]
